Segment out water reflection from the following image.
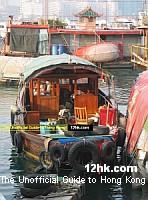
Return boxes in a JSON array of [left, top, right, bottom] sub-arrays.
[[85, 176, 132, 200]]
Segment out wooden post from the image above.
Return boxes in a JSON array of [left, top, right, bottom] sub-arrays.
[[106, 102, 109, 126], [74, 79, 77, 96], [73, 33, 77, 53], [48, 32, 51, 55], [37, 79, 40, 110], [29, 80, 33, 110], [56, 81, 59, 97]]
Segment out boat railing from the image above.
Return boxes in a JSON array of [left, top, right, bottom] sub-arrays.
[[99, 92, 112, 107], [131, 44, 148, 68]]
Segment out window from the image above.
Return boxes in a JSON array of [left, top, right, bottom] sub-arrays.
[[59, 79, 69, 84], [40, 80, 52, 96], [33, 80, 38, 96], [77, 78, 88, 84], [88, 17, 94, 22], [80, 17, 85, 23]]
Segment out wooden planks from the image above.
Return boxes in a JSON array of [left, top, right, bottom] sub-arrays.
[[74, 94, 98, 115]]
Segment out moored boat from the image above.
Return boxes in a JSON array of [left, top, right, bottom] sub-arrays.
[[75, 42, 119, 63], [10, 53, 125, 173], [0, 56, 33, 82], [126, 70, 148, 185]]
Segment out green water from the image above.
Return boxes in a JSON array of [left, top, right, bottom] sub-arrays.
[[0, 67, 146, 200]]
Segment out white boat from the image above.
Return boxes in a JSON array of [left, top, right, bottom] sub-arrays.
[[0, 56, 33, 81], [75, 42, 119, 63]]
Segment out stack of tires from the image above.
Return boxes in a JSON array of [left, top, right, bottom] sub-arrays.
[[39, 140, 100, 172], [19, 174, 57, 198], [39, 127, 125, 172]]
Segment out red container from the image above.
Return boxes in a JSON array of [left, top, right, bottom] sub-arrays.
[[99, 107, 116, 126]]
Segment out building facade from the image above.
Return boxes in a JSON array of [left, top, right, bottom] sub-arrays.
[[19, 0, 118, 24], [20, 0, 42, 20]]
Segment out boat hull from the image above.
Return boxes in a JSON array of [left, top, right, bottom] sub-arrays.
[[75, 43, 119, 63], [0, 56, 33, 81], [14, 128, 118, 171], [126, 70, 148, 182], [21, 131, 45, 161]]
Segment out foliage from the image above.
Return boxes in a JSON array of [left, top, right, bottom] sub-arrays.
[[48, 19, 67, 28]]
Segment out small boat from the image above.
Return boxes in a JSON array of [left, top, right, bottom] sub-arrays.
[[10, 54, 125, 173], [0, 56, 33, 81], [126, 70, 148, 184], [75, 43, 119, 63]]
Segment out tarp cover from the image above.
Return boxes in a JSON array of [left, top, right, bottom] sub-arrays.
[[137, 119, 148, 152], [10, 28, 39, 53], [126, 70, 148, 153], [0, 56, 33, 79], [23, 54, 101, 81], [38, 29, 48, 55]]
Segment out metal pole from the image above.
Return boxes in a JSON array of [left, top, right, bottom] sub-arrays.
[[106, 0, 107, 28]]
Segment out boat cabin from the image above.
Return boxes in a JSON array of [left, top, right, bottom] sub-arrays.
[[19, 54, 113, 130]]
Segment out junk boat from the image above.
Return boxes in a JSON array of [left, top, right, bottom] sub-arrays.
[[126, 70, 148, 186], [10, 53, 125, 173]]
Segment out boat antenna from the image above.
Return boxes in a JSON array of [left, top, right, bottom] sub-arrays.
[[111, 75, 119, 125], [143, 0, 148, 14]]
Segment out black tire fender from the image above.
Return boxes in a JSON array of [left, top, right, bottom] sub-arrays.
[[39, 151, 53, 170], [93, 125, 110, 135], [49, 144, 66, 163], [116, 128, 126, 147], [101, 141, 116, 162], [11, 111, 15, 125], [14, 132, 23, 153], [20, 183, 55, 198], [68, 140, 99, 171], [10, 128, 16, 146], [10, 111, 16, 146], [23, 174, 54, 189]]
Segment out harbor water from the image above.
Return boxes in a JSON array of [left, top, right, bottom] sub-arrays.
[[0, 65, 146, 200]]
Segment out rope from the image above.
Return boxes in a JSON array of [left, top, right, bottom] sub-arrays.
[[121, 149, 137, 180]]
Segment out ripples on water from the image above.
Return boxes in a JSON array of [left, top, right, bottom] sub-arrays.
[[0, 67, 145, 200], [0, 87, 17, 199], [101, 67, 143, 115]]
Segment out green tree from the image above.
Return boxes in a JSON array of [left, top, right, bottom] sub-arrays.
[[48, 18, 67, 28]]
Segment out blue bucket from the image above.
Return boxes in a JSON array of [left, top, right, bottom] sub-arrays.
[[51, 44, 58, 55], [58, 44, 67, 55]]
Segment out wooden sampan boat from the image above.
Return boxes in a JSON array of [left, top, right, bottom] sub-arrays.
[[10, 54, 125, 172]]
